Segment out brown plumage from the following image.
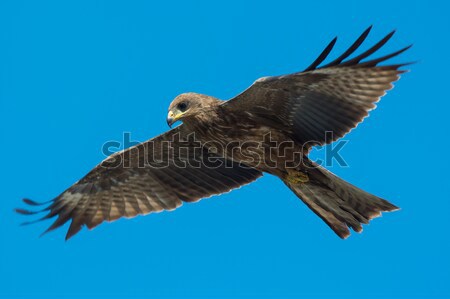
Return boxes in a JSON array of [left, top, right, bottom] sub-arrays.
[[17, 26, 411, 240]]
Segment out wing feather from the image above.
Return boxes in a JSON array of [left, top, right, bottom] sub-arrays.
[[223, 27, 411, 147], [17, 126, 262, 239]]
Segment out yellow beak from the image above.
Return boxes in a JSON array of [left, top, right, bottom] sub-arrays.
[[167, 110, 184, 127]]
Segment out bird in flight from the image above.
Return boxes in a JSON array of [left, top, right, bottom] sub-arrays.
[[17, 26, 411, 240]]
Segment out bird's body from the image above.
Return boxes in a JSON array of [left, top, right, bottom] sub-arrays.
[[181, 99, 299, 176], [18, 27, 411, 239]]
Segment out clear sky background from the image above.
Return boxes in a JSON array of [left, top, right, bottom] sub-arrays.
[[1, 1, 449, 298]]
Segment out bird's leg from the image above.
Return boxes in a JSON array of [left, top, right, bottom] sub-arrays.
[[285, 168, 309, 184]]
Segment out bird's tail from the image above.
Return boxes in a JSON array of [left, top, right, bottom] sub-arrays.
[[283, 158, 399, 238]]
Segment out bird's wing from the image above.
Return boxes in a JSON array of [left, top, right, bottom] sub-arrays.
[[17, 126, 262, 240], [222, 26, 411, 147]]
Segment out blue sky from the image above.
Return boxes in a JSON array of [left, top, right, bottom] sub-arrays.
[[1, 0, 449, 298]]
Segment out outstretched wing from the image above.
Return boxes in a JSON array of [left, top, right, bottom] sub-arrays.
[[17, 126, 262, 240], [222, 26, 411, 147]]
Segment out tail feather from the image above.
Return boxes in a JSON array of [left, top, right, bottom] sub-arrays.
[[285, 160, 399, 238]]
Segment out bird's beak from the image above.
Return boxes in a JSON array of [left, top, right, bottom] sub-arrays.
[[167, 110, 184, 128], [167, 111, 175, 127]]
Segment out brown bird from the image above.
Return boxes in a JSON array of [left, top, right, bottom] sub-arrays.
[[17, 26, 411, 240]]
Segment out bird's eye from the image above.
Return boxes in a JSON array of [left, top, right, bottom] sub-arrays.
[[177, 102, 188, 112]]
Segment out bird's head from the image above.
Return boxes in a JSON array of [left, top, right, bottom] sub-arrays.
[[167, 92, 220, 127]]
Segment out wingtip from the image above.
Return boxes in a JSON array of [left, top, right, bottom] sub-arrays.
[[20, 217, 46, 226], [303, 35, 339, 71], [39, 230, 49, 238], [387, 29, 396, 39], [330, 36, 338, 48], [20, 221, 35, 226], [65, 221, 83, 241], [340, 230, 351, 239], [380, 29, 396, 45], [23, 198, 42, 206], [391, 61, 416, 73], [65, 231, 77, 241], [15, 208, 37, 215], [39, 226, 58, 238], [398, 44, 413, 54], [364, 25, 373, 34], [387, 204, 401, 212]]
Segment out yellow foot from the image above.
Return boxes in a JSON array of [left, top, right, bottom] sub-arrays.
[[285, 169, 309, 184]]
